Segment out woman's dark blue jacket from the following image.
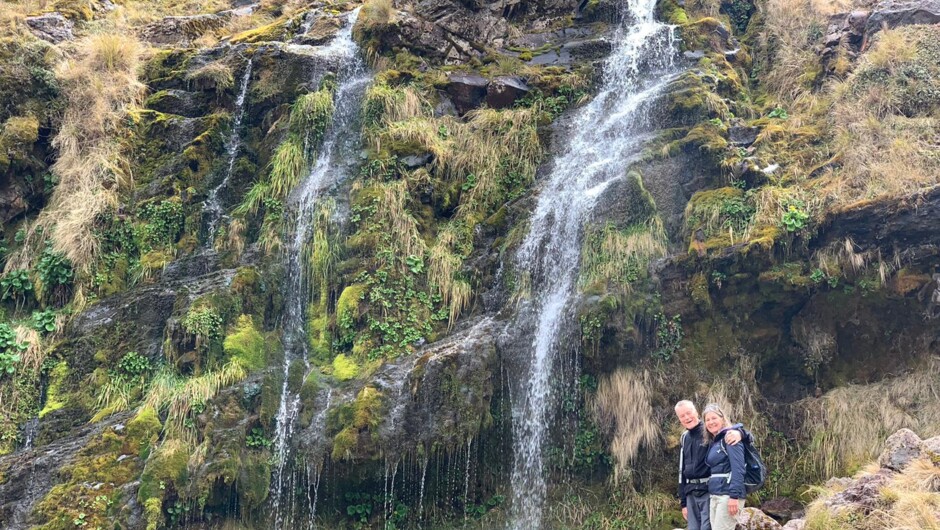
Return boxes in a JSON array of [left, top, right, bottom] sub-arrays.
[[705, 427, 746, 499]]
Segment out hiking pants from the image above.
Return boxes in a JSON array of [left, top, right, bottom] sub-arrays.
[[686, 491, 711, 530], [709, 494, 743, 530]]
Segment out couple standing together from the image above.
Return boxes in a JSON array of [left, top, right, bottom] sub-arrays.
[[675, 400, 749, 530]]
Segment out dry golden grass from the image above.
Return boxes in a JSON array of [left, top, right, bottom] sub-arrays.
[[377, 180, 426, 266], [580, 218, 667, 292], [143, 362, 247, 442], [804, 457, 940, 530], [8, 32, 143, 274], [797, 359, 940, 481], [13, 325, 44, 370], [428, 227, 471, 328], [591, 369, 660, 484]]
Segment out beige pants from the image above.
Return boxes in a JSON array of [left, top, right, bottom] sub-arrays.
[[709, 494, 743, 530]]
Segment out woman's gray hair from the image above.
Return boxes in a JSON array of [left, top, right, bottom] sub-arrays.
[[701, 402, 732, 445]]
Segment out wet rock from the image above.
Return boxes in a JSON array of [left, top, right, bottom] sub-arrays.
[[401, 153, 433, 168], [867, 0, 940, 33], [144, 89, 209, 118], [564, 37, 613, 61], [25, 13, 74, 43], [446, 73, 489, 114], [728, 125, 759, 146], [0, 182, 31, 225], [485, 76, 530, 109], [0, 413, 131, 530], [296, 17, 342, 46], [737, 507, 783, 529], [435, 95, 459, 117], [683, 50, 706, 60], [761, 497, 805, 521], [879, 428, 925, 471]]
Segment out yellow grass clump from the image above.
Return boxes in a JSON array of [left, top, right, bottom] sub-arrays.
[[590, 369, 660, 484], [797, 359, 940, 481], [9, 33, 143, 274]]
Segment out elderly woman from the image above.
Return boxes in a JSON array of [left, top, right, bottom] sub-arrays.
[[702, 403, 746, 530]]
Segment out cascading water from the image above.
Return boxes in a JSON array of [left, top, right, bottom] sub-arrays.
[[269, 9, 371, 528], [506, 0, 679, 526], [203, 57, 253, 243]]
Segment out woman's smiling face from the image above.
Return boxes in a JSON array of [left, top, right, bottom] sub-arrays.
[[704, 411, 725, 435]]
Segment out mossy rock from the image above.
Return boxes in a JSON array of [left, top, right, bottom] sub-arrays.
[[223, 315, 266, 371], [331, 353, 360, 381], [39, 361, 68, 418]]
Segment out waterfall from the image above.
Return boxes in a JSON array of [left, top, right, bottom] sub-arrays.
[[269, 8, 371, 528], [204, 57, 253, 243], [506, 0, 678, 526]]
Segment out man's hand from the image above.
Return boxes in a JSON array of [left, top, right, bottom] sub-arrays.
[[728, 498, 739, 516], [682, 507, 688, 520], [725, 429, 742, 445]]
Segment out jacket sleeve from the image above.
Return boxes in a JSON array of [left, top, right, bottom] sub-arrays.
[[677, 433, 687, 507], [727, 441, 746, 499]]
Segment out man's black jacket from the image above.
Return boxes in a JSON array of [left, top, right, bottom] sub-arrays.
[[677, 422, 710, 507]]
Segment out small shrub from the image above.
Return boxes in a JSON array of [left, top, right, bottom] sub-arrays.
[[181, 306, 223, 342], [139, 200, 184, 248], [31, 309, 58, 333], [781, 201, 810, 232], [245, 427, 272, 449]]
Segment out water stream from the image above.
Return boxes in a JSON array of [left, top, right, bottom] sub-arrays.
[[506, 0, 679, 526], [269, 9, 371, 528], [204, 57, 253, 243]]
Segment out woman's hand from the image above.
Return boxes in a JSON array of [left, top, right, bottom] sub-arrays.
[[728, 498, 740, 516], [682, 507, 688, 520]]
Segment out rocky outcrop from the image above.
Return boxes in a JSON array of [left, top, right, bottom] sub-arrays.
[[139, 5, 256, 46], [867, 0, 940, 32], [879, 428, 927, 471], [25, 13, 74, 43]]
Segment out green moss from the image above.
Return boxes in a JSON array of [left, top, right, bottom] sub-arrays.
[[231, 18, 290, 43], [125, 406, 161, 458], [330, 385, 383, 460], [336, 283, 366, 332], [238, 453, 271, 508], [306, 302, 330, 364], [138, 440, 190, 502], [39, 361, 68, 418], [223, 315, 266, 371], [331, 353, 360, 381]]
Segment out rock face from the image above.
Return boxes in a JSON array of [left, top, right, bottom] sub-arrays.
[[867, 0, 940, 32], [25, 13, 74, 43], [139, 6, 255, 46], [485, 76, 530, 109], [446, 73, 489, 114]]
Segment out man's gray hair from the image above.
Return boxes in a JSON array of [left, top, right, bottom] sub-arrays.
[[674, 400, 697, 413]]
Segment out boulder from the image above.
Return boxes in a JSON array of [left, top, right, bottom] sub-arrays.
[[782, 520, 806, 530], [446, 73, 489, 114], [295, 16, 341, 46], [760, 497, 805, 521], [485, 76, 530, 109], [866, 0, 940, 33], [924, 435, 940, 460], [879, 428, 925, 471], [737, 507, 783, 529], [400, 153, 433, 169], [25, 12, 74, 43], [824, 468, 894, 513], [728, 125, 759, 146]]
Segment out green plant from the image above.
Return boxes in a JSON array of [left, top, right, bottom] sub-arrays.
[[36, 245, 74, 288], [711, 270, 727, 288], [245, 427, 272, 449], [139, 200, 184, 248], [0, 322, 27, 375], [31, 309, 57, 333], [72, 512, 87, 527], [117, 351, 151, 381], [1, 269, 33, 302], [781, 201, 810, 232], [810, 268, 826, 284], [653, 312, 683, 362], [181, 306, 223, 342], [404, 254, 424, 274], [768, 107, 789, 119]]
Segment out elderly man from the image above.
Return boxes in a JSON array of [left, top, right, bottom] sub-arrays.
[[675, 400, 742, 530]]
